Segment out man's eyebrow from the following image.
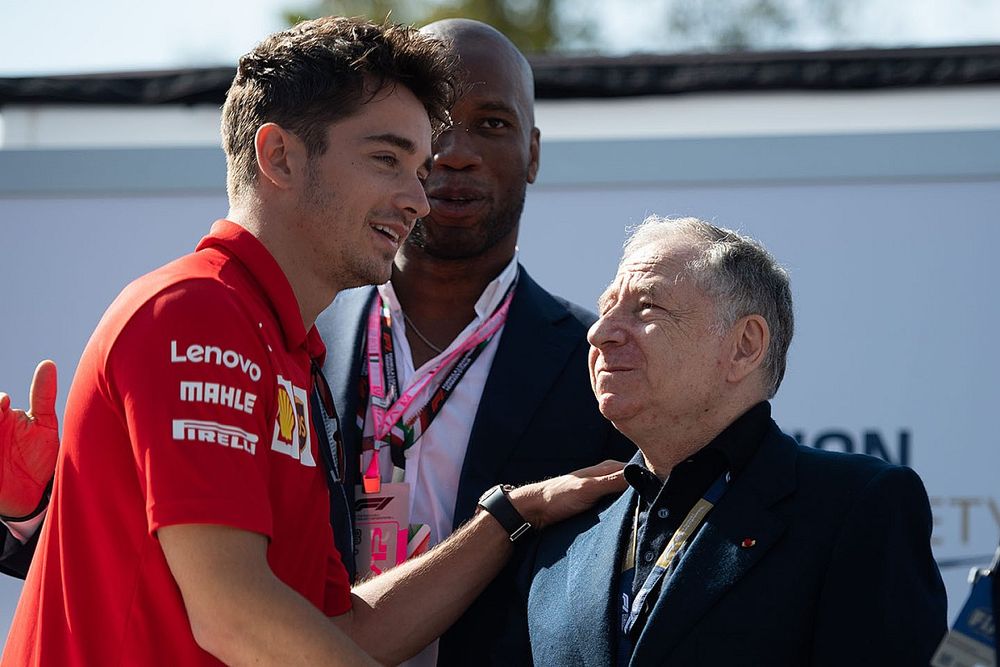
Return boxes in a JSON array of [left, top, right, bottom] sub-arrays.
[[476, 100, 518, 116], [637, 284, 660, 300], [597, 290, 615, 312], [363, 133, 417, 153]]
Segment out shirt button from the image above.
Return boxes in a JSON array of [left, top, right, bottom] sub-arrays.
[[657, 508, 669, 519], [643, 552, 655, 564]]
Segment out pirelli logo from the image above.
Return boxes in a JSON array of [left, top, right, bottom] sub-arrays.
[[172, 419, 258, 455]]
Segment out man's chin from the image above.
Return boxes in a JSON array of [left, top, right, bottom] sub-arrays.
[[339, 264, 393, 291], [595, 393, 640, 424], [405, 224, 490, 261]]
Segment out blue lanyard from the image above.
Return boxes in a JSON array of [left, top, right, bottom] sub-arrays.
[[621, 471, 730, 639]]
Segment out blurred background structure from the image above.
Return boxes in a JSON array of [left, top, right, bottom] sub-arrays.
[[3, 0, 1000, 75], [2, 0, 999, 646]]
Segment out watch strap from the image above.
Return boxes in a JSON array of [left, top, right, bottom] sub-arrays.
[[478, 484, 532, 542]]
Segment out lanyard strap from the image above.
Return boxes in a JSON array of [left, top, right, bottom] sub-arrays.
[[309, 360, 356, 582], [357, 285, 515, 489], [310, 360, 344, 481], [622, 471, 730, 638]]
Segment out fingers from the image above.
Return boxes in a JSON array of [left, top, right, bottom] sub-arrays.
[[571, 460, 627, 495], [570, 459, 626, 478], [29, 359, 58, 429]]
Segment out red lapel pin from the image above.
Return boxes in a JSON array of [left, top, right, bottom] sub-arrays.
[[740, 538, 756, 548]]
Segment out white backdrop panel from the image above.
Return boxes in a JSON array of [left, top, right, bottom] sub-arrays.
[[1, 176, 998, 641]]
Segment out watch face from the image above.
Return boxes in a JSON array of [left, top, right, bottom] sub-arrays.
[[478, 484, 501, 505]]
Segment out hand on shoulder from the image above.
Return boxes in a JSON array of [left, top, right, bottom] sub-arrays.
[[509, 460, 627, 530]]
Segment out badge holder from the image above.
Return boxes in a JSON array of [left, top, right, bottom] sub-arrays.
[[932, 546, 998, 667], [354, 448, 413, 577]]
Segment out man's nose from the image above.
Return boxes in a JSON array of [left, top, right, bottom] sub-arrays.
[[587, 310, 626, 350], [396, 175, 430, 220], [433, 126, 482, 171]]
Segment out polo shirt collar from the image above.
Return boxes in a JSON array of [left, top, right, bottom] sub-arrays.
[[624, 401, 772, 501], [196, 220, 326, 363]]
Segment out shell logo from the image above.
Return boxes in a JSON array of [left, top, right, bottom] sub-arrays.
[[276, 385, 295, 444], [269, 375, 315, 467]]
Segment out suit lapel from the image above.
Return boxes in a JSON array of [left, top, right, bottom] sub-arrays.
[[630, 428, 797, 665], [564, 489, 635, 666], [315, 286, 374, 488], [452, 267, 585, 527]]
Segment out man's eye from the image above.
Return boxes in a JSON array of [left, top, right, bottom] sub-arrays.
[[479, 118, 509, 130], [375, 155, 398, 167]]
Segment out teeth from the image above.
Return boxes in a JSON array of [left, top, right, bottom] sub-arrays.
[[372, 224, 399, 242]]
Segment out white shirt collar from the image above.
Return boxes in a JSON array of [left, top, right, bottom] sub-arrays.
[[377, 252, 519, 322]]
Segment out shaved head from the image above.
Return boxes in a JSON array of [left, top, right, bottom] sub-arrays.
[[421, 18, 535, 126]]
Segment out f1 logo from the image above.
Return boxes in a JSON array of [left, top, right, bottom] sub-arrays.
[[355, 497, 394, 512]]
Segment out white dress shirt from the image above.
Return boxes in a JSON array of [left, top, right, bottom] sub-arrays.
[[362, 256, 518, 667]]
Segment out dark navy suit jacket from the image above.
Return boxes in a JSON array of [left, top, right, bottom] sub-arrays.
[[510, 422, 947, 666], [315, 266, 635, 664]]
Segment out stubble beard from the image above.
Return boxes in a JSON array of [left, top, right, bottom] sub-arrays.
[[406, 185, 526, 261], [302, 165, 393, 291]]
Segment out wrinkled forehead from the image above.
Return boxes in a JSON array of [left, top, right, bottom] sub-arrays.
[[620, 236, 700, 281], [598, 238, 701, 306], [598, 258, 670, 308]]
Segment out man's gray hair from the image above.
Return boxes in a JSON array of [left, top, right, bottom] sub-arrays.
[[623, 215, 794, 398]]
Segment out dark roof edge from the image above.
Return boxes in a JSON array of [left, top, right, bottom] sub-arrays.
[[2, 43, 999, 106]]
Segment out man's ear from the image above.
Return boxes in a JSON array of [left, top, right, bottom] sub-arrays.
[[526, 126, 540, 184], [727, 314, 769, 384], [255, 123, 306, 190]]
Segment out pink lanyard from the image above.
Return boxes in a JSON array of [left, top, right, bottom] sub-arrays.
[[361, 287, 514, 490]]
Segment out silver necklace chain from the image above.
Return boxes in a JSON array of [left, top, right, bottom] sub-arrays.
[[402, 311, 445, 355]]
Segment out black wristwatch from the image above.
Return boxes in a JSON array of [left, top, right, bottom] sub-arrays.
[[477, 484, 532, 542]]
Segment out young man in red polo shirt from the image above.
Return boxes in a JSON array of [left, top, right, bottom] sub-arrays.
[[1, 17, 624, 666]]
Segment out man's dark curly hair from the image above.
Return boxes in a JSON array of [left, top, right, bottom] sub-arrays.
[[221, 16, 455, 200]]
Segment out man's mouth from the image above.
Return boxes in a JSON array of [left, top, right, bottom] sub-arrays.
[[595, 362, 635, 374], [426, 191, 488, 220], [431, 194, 482, 202], [371, 223, 401, 243], [425, 185, 486, 202], [426, 183, 487, 207]]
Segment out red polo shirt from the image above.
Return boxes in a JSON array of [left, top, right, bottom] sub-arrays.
[[3, 220, 351, 666]]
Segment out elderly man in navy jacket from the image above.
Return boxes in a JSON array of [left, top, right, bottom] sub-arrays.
[[512, 215, 947, 666]]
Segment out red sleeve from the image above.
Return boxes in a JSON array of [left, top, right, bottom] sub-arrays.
[[106, 279, 274, 539]]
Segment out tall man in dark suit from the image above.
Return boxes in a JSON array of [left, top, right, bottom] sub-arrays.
[[515, 215, 947, 666], [316, 18, 633, 666]]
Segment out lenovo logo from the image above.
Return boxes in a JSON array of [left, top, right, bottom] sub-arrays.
[[170, 341, 262, 382]]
